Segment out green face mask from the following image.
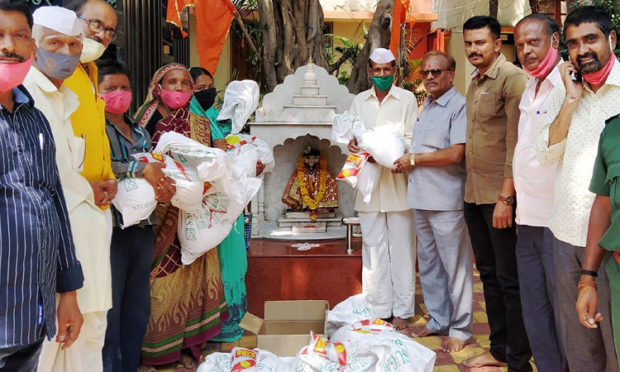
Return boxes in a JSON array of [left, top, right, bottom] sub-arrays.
[[371, 75, 394, 91]]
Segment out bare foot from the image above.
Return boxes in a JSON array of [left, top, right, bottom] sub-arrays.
[[391, 316, 409, 330], [137, 365, 156, 372], [462, 351, 507, 368], [399, 325, 436, 338], [441, 336, 467, 352], [174, 353, 198, 372]]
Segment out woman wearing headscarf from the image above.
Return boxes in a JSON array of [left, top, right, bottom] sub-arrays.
[[135, 63, 228, 371], [188, 67, 264, 342]]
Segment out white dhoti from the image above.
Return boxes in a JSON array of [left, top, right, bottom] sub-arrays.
[[359, 210, 416, 319], [38, 207, 113, 372]]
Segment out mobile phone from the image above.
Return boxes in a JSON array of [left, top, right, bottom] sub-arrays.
[[568, 57, 582, 82]]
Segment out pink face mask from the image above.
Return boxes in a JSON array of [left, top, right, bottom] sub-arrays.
[[160, 89, 192, 109], [582, 52, 615, 86], [524, 46, 558, 79], [0, 59, 32, 92], [100, 90, 132, 114]]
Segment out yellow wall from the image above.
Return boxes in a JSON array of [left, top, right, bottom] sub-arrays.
[[188, 13, 231, 92], [330, 20, 371, 76]]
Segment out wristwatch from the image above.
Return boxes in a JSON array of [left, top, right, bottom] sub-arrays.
[[498, 195, 515, 205], [409, 154, 415, 167]]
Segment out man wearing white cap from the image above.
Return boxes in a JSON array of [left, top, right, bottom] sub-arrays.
[[25, 7, 112, 372], [348, 47, 417, 329]]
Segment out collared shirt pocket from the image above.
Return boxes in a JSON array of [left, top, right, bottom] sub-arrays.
[[477, 91, 500, 119], [69, 135, 86, 172], [607, 164, 620, 209]]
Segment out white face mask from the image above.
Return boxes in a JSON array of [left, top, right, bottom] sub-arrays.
[[80, 38, 106, 63]]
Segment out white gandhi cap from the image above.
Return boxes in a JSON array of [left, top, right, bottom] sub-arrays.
[[33, 6, 82, 36], [369, 48, 395, 64]]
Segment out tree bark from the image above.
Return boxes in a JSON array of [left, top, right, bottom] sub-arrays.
[[346, 0, 394, 94], [257, 0, 328, 92]]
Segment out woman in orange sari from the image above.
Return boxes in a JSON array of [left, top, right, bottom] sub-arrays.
[[135, 63, 227, 371]]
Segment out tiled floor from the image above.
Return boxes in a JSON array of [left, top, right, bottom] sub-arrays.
[[156, 268, 537, 372]]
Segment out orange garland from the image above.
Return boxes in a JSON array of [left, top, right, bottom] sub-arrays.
[[296, 154, 328, 211]]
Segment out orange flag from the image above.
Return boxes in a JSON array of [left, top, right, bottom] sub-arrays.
[[166, 0, 235, 74], [389, 0, 410, 59]]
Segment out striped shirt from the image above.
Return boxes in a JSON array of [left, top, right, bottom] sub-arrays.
[[0, 86, 84, 348]]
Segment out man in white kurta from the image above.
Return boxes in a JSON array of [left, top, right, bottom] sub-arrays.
[[23, 7, 111, 372], [348, 48, 417, 328]]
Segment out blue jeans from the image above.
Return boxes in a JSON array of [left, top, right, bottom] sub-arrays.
[[103, 225, 153, 372], [464, 202, 532, 372], [515, 225, 563, 372], [0, 338, 43, 372]]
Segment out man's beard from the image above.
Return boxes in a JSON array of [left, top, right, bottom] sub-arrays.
[[577, 52, 604, 74]]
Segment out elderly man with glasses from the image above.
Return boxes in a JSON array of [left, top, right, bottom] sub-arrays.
[[393, 50, 473, 353]]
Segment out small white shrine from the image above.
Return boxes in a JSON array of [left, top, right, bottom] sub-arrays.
[[249, 63, 356, 239]]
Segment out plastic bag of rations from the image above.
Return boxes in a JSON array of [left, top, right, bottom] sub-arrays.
[[112, 177, 157, 228], [132, 152, 204, 213], [332, 113, 364, 146], [357, 125, 406, 169], [337, 152, 380, 203], [153, 131, 227, 182], [177, 183, 249, 265], [197, 347, 296, 372], [325, 294, 375, 338], [295, 332, 347, 371], [225, 133, 275, 176], [330, 325, 436, 372]]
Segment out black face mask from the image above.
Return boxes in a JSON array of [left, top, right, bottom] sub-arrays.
[[194, 87, 217, 111]]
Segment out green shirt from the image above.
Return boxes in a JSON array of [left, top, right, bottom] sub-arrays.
[[590, 113, 620, 251]]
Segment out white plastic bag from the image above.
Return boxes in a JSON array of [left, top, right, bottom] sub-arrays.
[[337, 153, 380, 204], [325, 293, 375, 338], [217, 80, 260, 133], [197, 347, 296, 372], [357, 126, 406, 169], [132, 152, 204, 213], [332, 113, 364, 146], [226, 133, 275, 176], [112, 178, 157, 228]]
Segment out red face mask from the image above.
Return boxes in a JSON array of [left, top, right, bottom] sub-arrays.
[[160, 89, 192, 109], [100, 90, 132, 114], [524, 46, 558, 79], [0, 59, 32, 92]]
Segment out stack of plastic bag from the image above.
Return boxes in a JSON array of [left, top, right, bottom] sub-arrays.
[[331, 113, 364, 146]]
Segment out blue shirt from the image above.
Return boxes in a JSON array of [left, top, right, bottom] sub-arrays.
[[0, 86, 83, 347], [407, 87, 467, 211]]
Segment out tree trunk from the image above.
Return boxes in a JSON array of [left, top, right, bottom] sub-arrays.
[[346, 0, 394, 94], [489, 0, 498, 18], [257, 0, 328, 92]]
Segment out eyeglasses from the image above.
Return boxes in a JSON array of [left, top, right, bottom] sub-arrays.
[[420, 69, 444, 78], [78, 15, 118, 41]]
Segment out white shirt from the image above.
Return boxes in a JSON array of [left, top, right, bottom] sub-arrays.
[[537, 57, 620, 246], [349, 85, 417, 212], [23, 67, 112, 313], [513, 63, 563, 226]]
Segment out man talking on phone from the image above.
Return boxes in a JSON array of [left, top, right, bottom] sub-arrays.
[[537, 6, 620, 371]]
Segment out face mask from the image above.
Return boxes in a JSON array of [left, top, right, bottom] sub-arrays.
[[371, 75, 394, 91], [160, 89, 192, 109], [582, 35, 616, 86], [80, 38, 106, 63], [193, 87, 216, 111], [35, 48, 80, 79], [0, 59, 32, 92], [524, 39, 559, 78], [100, 89, 132, 114]]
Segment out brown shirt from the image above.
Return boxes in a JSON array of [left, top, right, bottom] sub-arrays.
[[465, 54, 527, 204]]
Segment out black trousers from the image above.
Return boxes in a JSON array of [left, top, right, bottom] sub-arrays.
[[0, 338, 43, 372], [463, 202, 532, 372]]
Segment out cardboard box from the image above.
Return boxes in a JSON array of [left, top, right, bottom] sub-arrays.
[[240, 300, 329, 356]]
